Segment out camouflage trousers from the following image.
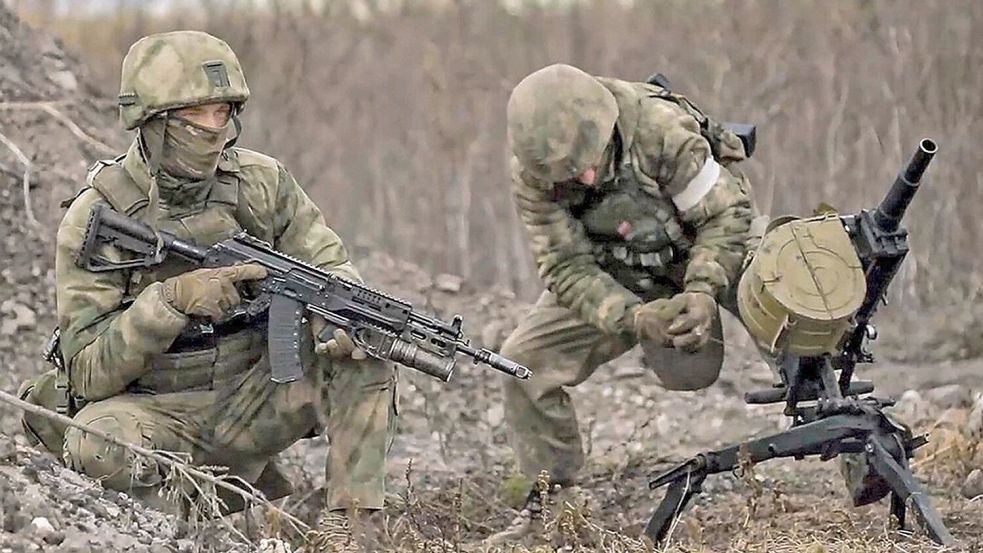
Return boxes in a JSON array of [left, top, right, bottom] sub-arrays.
[[21, 330, 396, 513], [500, 290, 732, 484], [500, 290, 876, 502]]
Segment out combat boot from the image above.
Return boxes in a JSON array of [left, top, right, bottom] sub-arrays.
[[483, 488, 548, 546], [483, 483, 589, 546], [308, 510, 359, 553]]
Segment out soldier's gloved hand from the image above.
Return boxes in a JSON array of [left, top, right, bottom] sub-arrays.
[[663, 292, 716, 352], [310, 315, 367, 361], [161, 264, 268, 321], [632, 292, 716, 352], [632, 296, 685, 347]]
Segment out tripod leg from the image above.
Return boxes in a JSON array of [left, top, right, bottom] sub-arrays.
[[868, 437, 956, 546], [644, 472, 705, 545], [890, 491, 906, 530]]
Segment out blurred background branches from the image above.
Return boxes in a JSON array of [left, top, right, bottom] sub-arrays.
[[13, 0, 983, 306]]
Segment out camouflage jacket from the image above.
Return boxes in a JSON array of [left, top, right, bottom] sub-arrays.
[[56, 139, 359, 401], [511, 77, 754, 334]]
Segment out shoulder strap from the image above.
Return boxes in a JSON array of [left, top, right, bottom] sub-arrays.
[[59, 155, 124, 209], [59, 154, 149, 215], [638, 80, 749, 163], [90, 162, 149, 215]]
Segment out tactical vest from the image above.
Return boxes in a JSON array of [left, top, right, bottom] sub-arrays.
[[554, 79, 742, 298], [75, 155, 266, 395], [554, 159, 688, 298]]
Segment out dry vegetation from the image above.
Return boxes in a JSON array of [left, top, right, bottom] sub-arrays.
[[18, 0, 983, 306]]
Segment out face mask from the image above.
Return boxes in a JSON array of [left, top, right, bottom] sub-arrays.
[[141, 114, 230, 181]]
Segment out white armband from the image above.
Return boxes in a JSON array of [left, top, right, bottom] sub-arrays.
[[672, 157, 720, 211]]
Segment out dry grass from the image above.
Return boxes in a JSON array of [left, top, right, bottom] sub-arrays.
[[16, 0, 983, 310]]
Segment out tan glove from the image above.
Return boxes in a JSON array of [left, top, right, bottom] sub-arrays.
[[633, 292, 716, 352], [161, 264, 268, 320], [310, 315, 367, 361]]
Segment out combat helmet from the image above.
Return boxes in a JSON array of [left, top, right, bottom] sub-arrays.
[[118, 30, 250, 130], [507, 64, 618, 182]]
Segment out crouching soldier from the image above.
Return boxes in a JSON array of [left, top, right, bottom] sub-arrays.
[[17, 31, 396, 546]]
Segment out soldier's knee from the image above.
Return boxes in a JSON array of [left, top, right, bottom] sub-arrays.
[[63, 405, 163, 491], [18, 372, 69, 456]]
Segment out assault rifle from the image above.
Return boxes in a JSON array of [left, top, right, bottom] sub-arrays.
[[77, 204, 531, 384], [645, 139, 956, 546]]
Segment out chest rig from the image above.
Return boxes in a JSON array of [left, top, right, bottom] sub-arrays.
[[554, 135, 692, 297], [86, 158, 243, 293], [81, 156, 266, 394]]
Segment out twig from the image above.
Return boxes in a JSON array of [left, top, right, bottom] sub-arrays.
[[910, 443, 960, 469], [0, 129, 39, 227], [0, 101, 116, 154], [0, 389, 311, 536], [0, 99, 118, 110], [36, 103, 117, 154]]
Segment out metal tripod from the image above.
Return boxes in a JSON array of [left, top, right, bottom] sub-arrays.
[[644, 354, 955, 546]]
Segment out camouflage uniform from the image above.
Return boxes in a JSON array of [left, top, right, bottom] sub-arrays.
[[18, 31, 395, 513], [501, 64, 754, 485], [497, 65, 887, 522]]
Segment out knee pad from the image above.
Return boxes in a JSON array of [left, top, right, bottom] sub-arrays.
[[63, 406, 163, 491], [17, 371, 70, 456]]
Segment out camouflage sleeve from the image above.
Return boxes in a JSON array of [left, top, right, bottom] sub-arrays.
[[57, 190, 188, 401], [512, 158, 642, 333], [271, 164, 362, 284], [633, 101, 753, 297]]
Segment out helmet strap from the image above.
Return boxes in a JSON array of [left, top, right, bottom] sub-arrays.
[[137, 111, 169, 261], [226, 112, 243, 149]]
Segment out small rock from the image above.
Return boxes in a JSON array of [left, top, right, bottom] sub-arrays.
[[149, 540, 175, 553], [48, 69, 79, 92], [888, 389, 933, 426], [434, 273, 463, 293], [486, 404, 505, 427], [88, 501, 109, 518], [104, 502, 121, 518], [44, 530, 66, 545], [0, 436, 16, 461], [258, 538, 293, 553], [30, 517, 55, 539], [924, 384, 973, 409], [961, 468, 983, 499], [0, 300, 37, 332]]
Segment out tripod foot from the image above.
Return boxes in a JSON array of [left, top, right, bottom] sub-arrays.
[[868, 436, 956, 546], [644, 471, 705, 545]]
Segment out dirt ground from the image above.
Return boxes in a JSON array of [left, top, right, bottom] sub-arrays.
[[1, 5, 981, 552]]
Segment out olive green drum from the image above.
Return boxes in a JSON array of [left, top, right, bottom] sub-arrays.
[[738, 214, 865, 355]]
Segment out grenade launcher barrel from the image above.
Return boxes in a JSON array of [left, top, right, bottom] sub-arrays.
[[873, 138, 938, 232]]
